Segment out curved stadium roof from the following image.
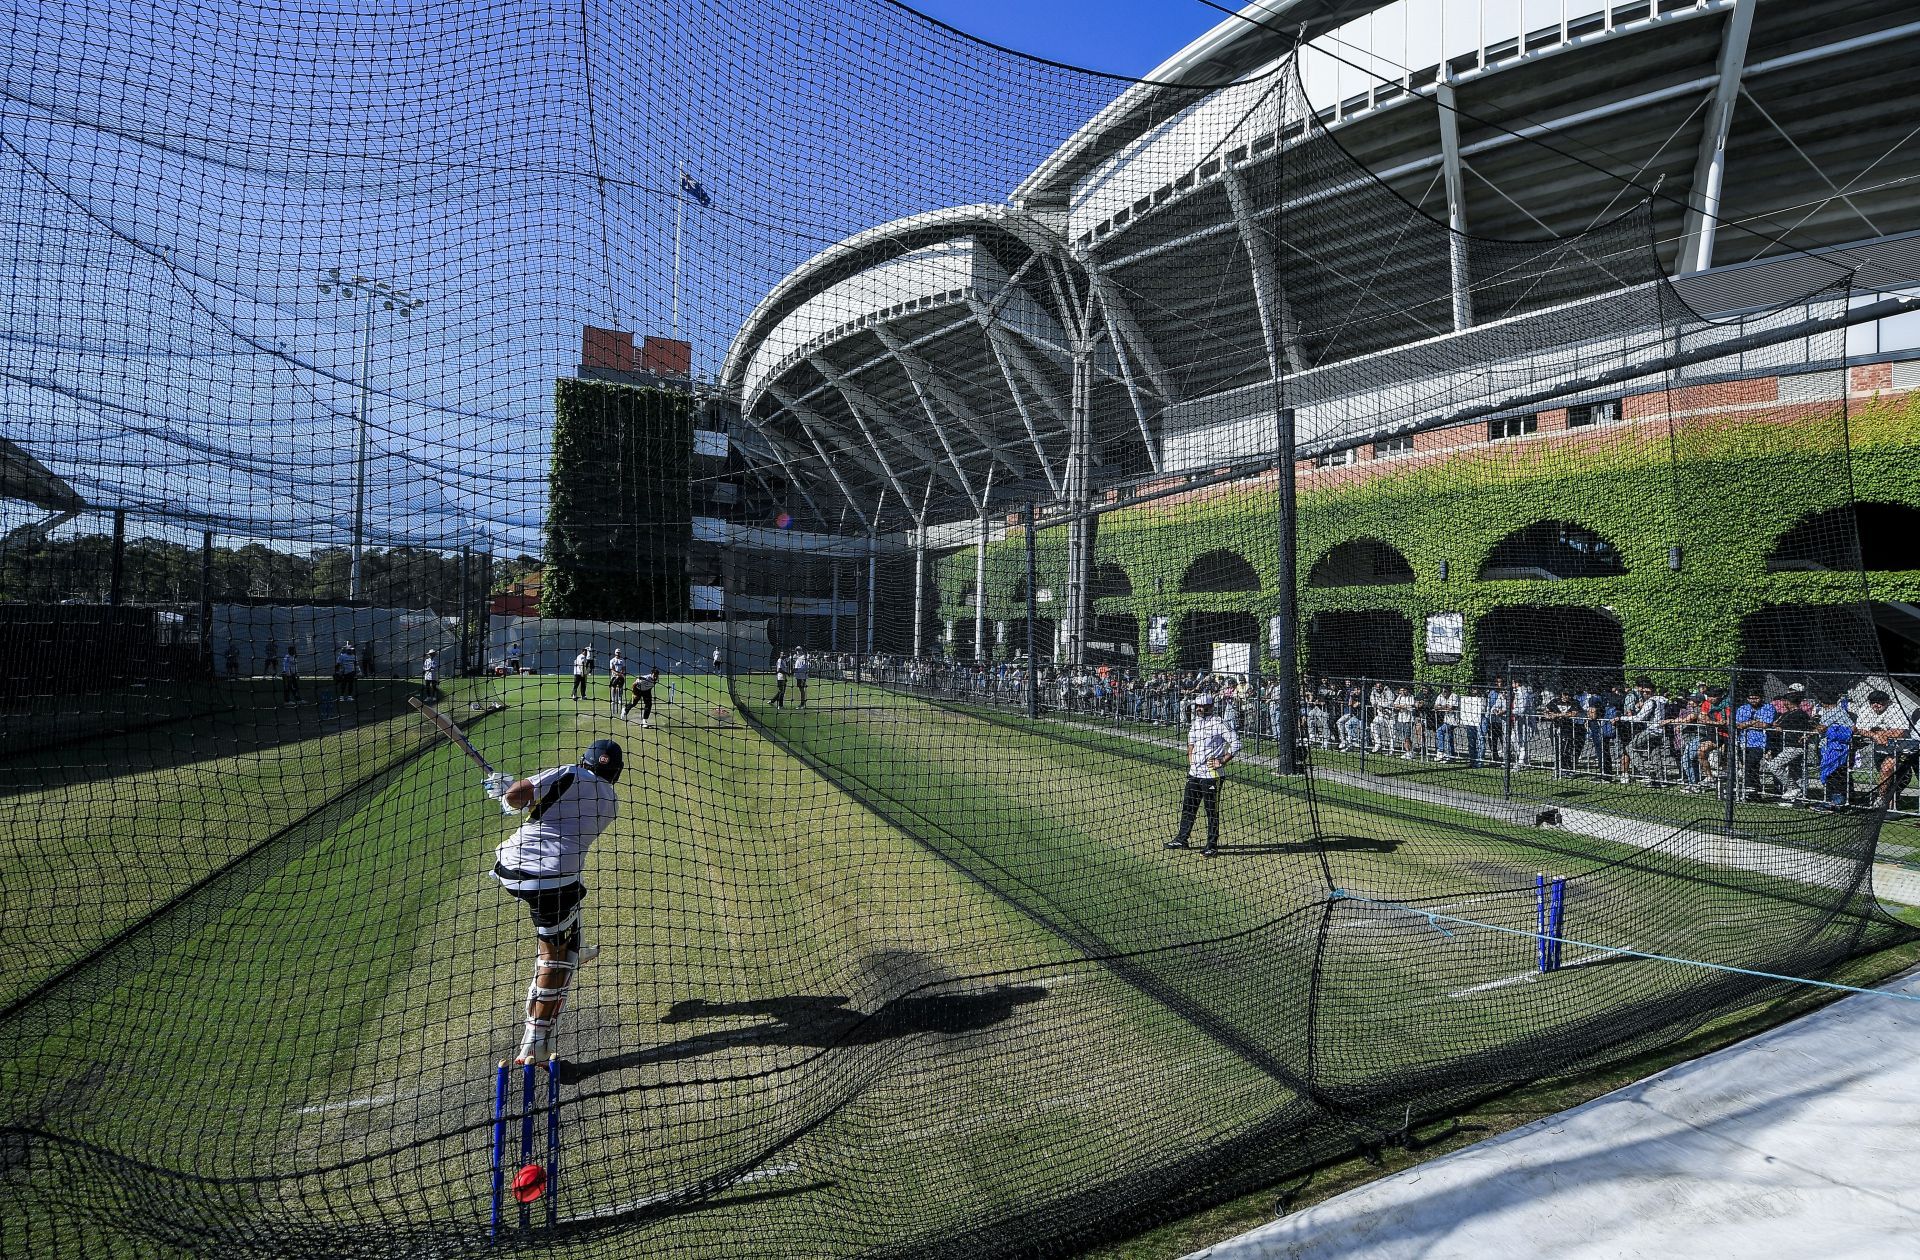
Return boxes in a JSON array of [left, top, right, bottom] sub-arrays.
[[728, 0, 1920, 534]]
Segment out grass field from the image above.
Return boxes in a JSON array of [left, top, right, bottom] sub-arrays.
[[0, 671, 1911, 1258]]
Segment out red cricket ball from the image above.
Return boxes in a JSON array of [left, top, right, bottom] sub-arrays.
[[511, 1163, 546, 1203]]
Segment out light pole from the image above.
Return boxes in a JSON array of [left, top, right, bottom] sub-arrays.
[[318, 267, 422, 600]]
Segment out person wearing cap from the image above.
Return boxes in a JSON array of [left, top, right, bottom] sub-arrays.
[[1858, 689, 1919, 810], [1165, 692, 1242, 857], [1763, 686, 1815, 804], [1733, 687, 1774, 803], [421, 647, 441, 703], [487, 739, 623, 1063]]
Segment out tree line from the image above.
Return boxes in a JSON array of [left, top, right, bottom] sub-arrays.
[[0, 533, 541, 616]]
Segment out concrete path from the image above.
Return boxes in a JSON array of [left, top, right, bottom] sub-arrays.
[[1189, 970, 1920, 1260]]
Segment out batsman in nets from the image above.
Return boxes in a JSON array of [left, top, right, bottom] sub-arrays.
[[486, 740, 623, 1064]]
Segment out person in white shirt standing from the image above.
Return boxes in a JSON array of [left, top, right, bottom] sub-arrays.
[[486, 739, 623, 1064], [1165, 692, 1242, 857], [792, 650, 810, 708], [570, 648, 589, 701], [607, 648, 628, 714], [421, 648, 441, 702], [334, 642, 359, 700], [772, 653, 789, 708]]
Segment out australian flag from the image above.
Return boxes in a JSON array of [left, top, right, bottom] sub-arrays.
[[679, 171, 711, 207]]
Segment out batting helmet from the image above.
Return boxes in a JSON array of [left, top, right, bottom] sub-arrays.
[[581, 739, 624, 783]]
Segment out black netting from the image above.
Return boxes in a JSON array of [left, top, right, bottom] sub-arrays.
[[4, 3, 1918, 1257]]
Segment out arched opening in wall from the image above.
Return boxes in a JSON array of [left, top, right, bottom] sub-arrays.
[[1308, 538, 1415, 587], [1006, 619, 1055, 663], [1307, 611, 1414, 680], [1478, 521, 1626, 581], [1179, 549, 1261, 593], [1091, 563, 1133, 599], [1474, 606, 1624, 691], [1177, 610, 1260, 673], [1765, 502, 1920, 572], [1738, 603, 1920, 675], [1087, 613, 1139, 666]]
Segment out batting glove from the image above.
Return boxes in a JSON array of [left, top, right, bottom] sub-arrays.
[[484, 772, 513, 800]]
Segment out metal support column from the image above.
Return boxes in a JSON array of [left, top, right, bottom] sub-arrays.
[[1062, 343, 1094, 667], [974, 512, 989, 662], [865, 531, 877, 660], [1436, 79, 1474, 330], [830, 562, 841, 653], [1025, 501, 1039, 720], [912, 525, 926, 659], [1678, 0, 1757, 273]]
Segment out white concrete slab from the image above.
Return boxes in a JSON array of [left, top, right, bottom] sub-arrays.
[[1190, 971, 1920, 1260]]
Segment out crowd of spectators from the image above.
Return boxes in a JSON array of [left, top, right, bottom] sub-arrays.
[[820, 654, 1920, 814]]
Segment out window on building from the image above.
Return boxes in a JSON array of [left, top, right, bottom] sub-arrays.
[[1488, 413, 1538, 441], [1315, 448, 1357, 468], [1372, 434, 1414, 458], [1566, 399, 1620, 428]]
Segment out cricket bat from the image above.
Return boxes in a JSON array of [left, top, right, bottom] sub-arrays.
[[408, 696, 498, 775]]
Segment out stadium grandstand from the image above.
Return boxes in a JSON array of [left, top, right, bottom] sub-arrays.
[[724, 0, 1920, 679]]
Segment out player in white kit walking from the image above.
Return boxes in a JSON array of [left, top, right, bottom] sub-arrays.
[[486, 740, 623, 1063]]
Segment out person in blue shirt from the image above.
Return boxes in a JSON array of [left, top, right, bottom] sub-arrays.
[[1814, 698, 1856, 810], [1734, 688, 1774, 803]]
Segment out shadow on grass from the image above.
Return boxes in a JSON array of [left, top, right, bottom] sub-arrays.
[[1210, 834, 1403, 857], [567, 984, 1048, 1081]]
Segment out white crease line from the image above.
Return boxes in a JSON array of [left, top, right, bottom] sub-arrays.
[[296, 1093, 397, 1115], [562, 1163, 801, 1221], [1448, 952, 1617, 996]]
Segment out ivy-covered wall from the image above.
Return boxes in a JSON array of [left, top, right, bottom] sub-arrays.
[[935, 393, 1920, 677], [543, 377, 693, 621]]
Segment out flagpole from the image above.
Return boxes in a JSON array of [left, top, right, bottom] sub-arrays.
[[672, 164, 684, 335]]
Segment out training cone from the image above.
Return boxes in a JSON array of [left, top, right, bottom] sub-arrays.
[[511, 1163, 546, 1203]]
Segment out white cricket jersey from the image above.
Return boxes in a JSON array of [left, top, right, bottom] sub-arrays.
[[793, 656, 809, 679], [572, 653, 588, 676], [495, 764, 618, 889], [422, 656, 437, 680], [1187, 715, 1242, 778]]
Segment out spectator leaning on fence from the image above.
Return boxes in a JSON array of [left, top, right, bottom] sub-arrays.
[[1734, 688, 1773, 803], [1859, 689, 1919, 810], [1764, 686, 1814, 803]]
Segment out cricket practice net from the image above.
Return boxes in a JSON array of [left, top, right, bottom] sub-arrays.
[[3, 2, 1918, 1257]]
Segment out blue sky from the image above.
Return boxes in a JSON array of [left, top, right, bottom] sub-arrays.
[[1, 0, 1240, 555], [901, 2, 1228, 78]]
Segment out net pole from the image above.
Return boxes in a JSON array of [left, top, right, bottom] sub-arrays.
[[1503, 666, 1515, 799], [458, 546, 471, 677], [349, 289, 374, 601], [109, 508, 125, 606], [198, 530, 214, 672], [1726, 663, 1741, 830], [1025, 500, 1038, 720], [1274, 406, 1299, 775]]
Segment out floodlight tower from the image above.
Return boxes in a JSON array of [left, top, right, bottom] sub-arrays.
[[318, 267, 424, 600]]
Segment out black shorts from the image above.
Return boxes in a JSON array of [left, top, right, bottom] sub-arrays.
[[497, 870, 587, 938]]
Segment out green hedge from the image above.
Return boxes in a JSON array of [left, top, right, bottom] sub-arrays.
[[542, 378, 693, 621], [936, 392, 1920, 675]]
